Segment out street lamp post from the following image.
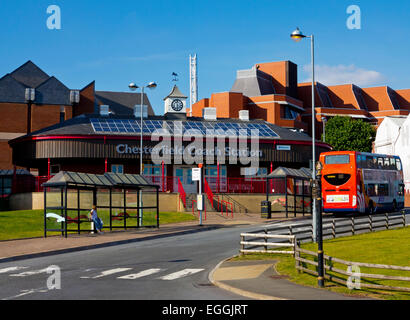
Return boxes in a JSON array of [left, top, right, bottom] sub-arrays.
[[291, 28, 325, 288], [129, 81, 157, 226], [290, 27, 318, 240], [315, 161, 325, 287]]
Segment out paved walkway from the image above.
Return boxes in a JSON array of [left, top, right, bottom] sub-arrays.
[[0, 212, 366, 300], [0, 212, 275, 262], [210, 259, 371, 300]]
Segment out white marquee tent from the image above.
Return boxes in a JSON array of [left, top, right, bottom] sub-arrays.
[[374, 116, 410, 190]]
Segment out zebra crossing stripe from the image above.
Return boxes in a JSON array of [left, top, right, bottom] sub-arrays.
[[159, 269, 204, 281], [0, 267, 28, 274], [118, 268, 162, 280], [80, 268, 132, 279]]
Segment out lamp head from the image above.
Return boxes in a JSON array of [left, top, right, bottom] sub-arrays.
[[291, 27, 306, 42], [146, 82, 157, 89], [129, 83, 138, 91]]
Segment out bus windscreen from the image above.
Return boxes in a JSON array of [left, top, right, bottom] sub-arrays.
[[325, 155, 350, 164]]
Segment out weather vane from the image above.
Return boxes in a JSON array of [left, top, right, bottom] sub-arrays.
[[172, 72, 178, 82]]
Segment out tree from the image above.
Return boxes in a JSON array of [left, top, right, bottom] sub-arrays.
[[324, 116, 376, 152]]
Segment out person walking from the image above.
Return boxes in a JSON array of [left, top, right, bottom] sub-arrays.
[[89, 205, 104, 234]]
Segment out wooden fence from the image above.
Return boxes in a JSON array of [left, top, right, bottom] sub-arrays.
[[295, 246, 410, 292], [239, 210, 410, 292], [240, 233, 296, 255], [245, 210, 408, 245]]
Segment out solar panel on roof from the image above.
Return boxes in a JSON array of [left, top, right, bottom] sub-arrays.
[[90, 118, 278, 138]]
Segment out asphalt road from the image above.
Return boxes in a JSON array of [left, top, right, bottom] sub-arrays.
[[0, 211, 408, 300], [0, 224, 266, 300]]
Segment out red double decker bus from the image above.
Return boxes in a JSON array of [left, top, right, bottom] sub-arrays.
[[320, 151, 405, 214]]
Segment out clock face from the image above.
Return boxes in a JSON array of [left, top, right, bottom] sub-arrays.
[[171, 99, 184, 112]]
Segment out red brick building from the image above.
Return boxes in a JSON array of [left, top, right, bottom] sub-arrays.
[[190, 61, 410, 140], [0, 61, 154, 171]]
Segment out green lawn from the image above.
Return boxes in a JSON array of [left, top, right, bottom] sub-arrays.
[[233, 227, 410, 300], [0, 209, 197, 241]]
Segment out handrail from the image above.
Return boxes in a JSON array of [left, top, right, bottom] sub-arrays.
[[178, 178, 186, 209], [204, 177, 220, 210], [191, 199, 206, 220], [221, 200, 233, 218], [219, 193, 248, 214]]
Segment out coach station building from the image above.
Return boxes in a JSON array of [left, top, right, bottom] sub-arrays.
[[9, 85, 331, 194]]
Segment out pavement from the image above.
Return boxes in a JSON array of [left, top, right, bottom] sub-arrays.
[[0, 211, 366, 300]]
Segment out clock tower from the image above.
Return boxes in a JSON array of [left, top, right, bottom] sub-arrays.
[[164, 85, 188, 117]]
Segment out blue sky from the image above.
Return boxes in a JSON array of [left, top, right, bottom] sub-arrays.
[[0, 0, 409, 114]]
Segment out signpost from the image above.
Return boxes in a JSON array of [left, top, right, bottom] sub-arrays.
[[192, 165, 203, 226]]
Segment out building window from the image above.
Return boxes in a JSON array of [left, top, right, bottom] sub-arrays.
[[245, 167, 267, 181], [111, 164, 124, 174], [143, 164, 165, 176], [0, 177, 12, 196], [281, 106, 299, 120], [205, 165, 227, 178], [60, 106, 65, 123]]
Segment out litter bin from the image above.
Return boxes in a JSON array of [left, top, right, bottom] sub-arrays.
[[261, 201, 271, 219]]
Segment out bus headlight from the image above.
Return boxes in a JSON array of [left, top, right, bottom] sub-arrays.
[[352, 195, 357, 207]]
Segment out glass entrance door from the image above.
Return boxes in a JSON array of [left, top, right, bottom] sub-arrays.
[[174, 166, 197, 194]]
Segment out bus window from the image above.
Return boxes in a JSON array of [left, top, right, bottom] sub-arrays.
[[367, 184, 376, 196], [324, 174, 351, 186], [384, 158, 390, 169], [377, 157, 384, 169], [378, 184, 389, 196], [325, 154, 350, 164], [399, 184, 405, 196], [366, 156, 373, 168], [396, 159, 402, 171], [356, 154, 361, 168], [390, 158, 396, 170]]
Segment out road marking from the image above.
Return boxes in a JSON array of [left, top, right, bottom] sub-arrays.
[[2, 287, 49, 300], [159, 269, 204, 281], [80, 268, 132, 279], [9, 268, 48, 277], [118, 268, 163, 280], [0, 267, 28, 274]]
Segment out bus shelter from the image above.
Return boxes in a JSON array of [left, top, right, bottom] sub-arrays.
[[43, 171, 160, 238], [266, 167, 312, 217]]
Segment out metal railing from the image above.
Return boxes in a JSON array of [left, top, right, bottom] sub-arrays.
[[177, 177, 187, 209]]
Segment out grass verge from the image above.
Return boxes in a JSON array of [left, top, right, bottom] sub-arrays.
[[0, 209, 197, 241], [232, 227, 410, 300]]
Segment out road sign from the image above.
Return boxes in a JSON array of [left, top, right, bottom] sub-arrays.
[[192, 168, 201, 181]]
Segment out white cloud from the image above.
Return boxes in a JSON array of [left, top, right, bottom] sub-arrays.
[[303, 64, 385, 86]]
